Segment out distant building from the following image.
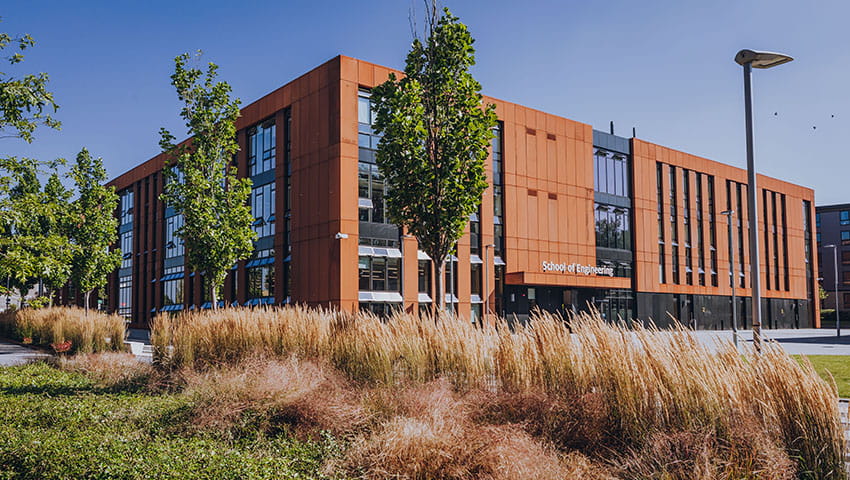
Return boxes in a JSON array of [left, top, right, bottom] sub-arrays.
[[105, 55, 819, 330], [815, 204, 850, 316]]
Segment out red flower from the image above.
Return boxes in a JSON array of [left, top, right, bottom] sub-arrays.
[[50, 340, 72, 353], [22, 337, 32, 345]]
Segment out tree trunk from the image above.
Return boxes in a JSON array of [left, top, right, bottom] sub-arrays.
[[433, 258, 445, 319], [211, 284, 218, 311], [84, 290, 91, 317], [48, 290, 54, 308]]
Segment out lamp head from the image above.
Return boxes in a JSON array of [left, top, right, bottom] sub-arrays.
[[735, 49, 793, 69]]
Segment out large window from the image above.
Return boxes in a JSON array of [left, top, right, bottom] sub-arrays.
[[842, 210, 850, 226], [246, 249, 275, 301], [164, 214, 184, 258], [248, 119, 276, 176], [358, 162, 389, 224], [162, 266, 184, 306], [119, 189, 134, 226], [842, 231, 850, 246], [358, 90, 382, 164], [594, 148, 629, 197], [492, 124, 505, 261], [118, 276, 132, 318], [595, 204, 631, 250], [251, 182, 276, 238], [120, 230, 133, 269], [657, 163, 666, 284], [358, 255, 401, 292]]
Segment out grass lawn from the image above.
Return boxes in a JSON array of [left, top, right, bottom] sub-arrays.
[[795, 355, 850, 398], [0, 362, 339, 480]]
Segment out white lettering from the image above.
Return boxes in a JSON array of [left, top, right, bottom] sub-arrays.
[[542, 261, 615, 277]]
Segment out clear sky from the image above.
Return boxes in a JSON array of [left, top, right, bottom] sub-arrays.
[[4, 1, 849, 204]]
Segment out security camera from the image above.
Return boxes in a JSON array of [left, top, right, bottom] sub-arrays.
[[335, 232, 349, 240]]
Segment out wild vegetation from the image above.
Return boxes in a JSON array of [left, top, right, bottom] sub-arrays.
[[147, 307, 845, 480], [0, 306, 844, 479], [0, 306, 125, 354]]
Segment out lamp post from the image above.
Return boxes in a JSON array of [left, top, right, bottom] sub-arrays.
[[734, 49, 793, 351], [484, 243, 495, 323], [721, 210, 738, 347], [824, 244, 840, 337]]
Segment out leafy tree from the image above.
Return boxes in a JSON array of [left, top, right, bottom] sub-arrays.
[[0, 21, 60, 142], [69, 148, 121, 315], [0, 158, 73, 306], [371, 6, 497, 313], [159, 52, 254, 309]]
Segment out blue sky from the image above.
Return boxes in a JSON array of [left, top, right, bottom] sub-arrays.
[[4, 1, 849, 204]]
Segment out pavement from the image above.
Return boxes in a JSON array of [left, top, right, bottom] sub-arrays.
[[692, 328, 850, 355], [0, 340, 50, 366]]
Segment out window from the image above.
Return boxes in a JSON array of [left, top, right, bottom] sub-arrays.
[[844, 292, 850, 307], [248, 265, 275, 299], [471, 263, 482, 296], [250, 182, 276, 238], [669, 165, 679, 284], [358, 255, 401, 292], [162, 267, 184, 306], [358, 162, 390, 224], [844, 271, 850, 286], [842, 231, 850, 246], [682, 169, 692, 285], [358, 90, 382, 164], [492, 123, 505, 262], [707, 175, 717, 287], [657, 163, 666, 283], [118, 276, 132, 318], [246, 249, 275, 300], [595, 204, 631, 251], [842, 211, 850, 226], [842, 250, 850, 266], [164, 214, 184, 258], [418, 260, 431, 294], [469, 211, 481, 256], [119, 189, 134, 225], [120, 230, 133, 269], [816, 213, 821, 229], [817, 232, 822, 245], [594, 148, 630, 197], [248, 119, 276, 176]]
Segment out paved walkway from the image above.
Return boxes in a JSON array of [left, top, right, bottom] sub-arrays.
[[0, 340, 50, 366], [693, 328, 850, 355]]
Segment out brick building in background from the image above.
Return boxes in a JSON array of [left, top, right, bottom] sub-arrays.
[[815, 204, 850, 319], [106, 55, 819, 330]]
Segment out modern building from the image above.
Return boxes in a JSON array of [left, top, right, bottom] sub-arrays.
[[815, 204, 850, 318], [106, 55, 819, 330]]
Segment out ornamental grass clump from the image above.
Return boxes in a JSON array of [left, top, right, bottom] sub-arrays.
[[0, 307, 125, 354], [150, 306, 846, 479]]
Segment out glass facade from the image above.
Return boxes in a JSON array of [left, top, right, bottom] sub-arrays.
[[358, 163, 389, 224], [593, 146, 632, 279], [247, 249, 275, 300], [358, 255, 401, 292], [117, 187, 134, 319], [492, 124, 505, 316], [161, 266, 184, 307], [248, 119, 276, 176], [250, 182, 276, 238], [164, 215, 184, 258]]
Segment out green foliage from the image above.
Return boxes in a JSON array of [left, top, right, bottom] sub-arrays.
[[371, 7, 497, 310], [68, 148, 122, 312], [0, 158, 73, 301], [794, 355, 850, 398], [0, 363, 336, 479], [0, 20, 60, 143], [159, 52, 255, 308]]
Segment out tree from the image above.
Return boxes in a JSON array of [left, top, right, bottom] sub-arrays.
[[69, 148, 121, 315], [0, 21, 60, 143], [0, 158, 73, 306], [371, 6, 497, 313], [159, 52, 254, 310]]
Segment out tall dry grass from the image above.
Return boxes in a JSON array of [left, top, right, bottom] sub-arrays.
[[0, 307, 126, 354], [151, 307, 846, 479]]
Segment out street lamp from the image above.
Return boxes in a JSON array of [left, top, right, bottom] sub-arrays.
[[824, 244, 840, 337], [734, 49, 793, 351], [484, 243, 496, 322], [721, 210, 738, 347]]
